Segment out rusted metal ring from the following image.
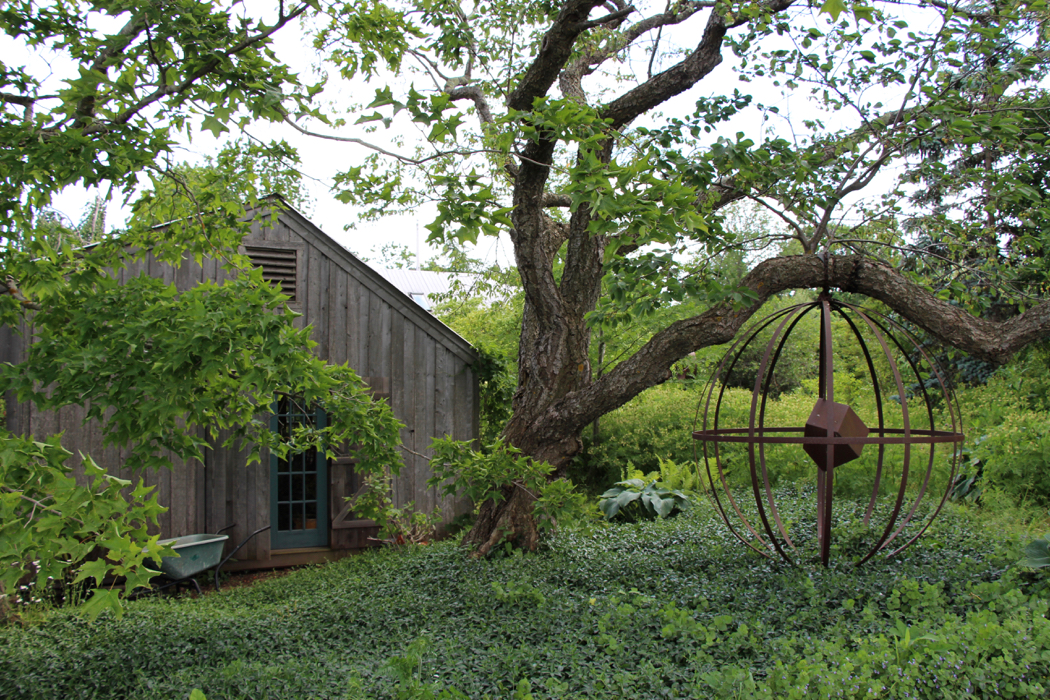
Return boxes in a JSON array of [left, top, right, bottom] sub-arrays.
[[693, 295, 965, 567]]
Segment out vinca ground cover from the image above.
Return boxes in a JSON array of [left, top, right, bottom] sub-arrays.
[[1, 488, 1047, 699]]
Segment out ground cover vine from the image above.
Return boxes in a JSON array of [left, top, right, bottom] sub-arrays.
[[1, 488, 1047, 699]]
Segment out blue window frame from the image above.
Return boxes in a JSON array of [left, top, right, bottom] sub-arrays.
[[270, 396, 329, 549]]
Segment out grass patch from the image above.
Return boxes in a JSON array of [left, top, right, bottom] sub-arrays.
[[1, 489, 1047, 699]]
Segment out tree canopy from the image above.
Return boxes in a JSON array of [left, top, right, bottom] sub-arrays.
[[303, 0, 1050, 551]]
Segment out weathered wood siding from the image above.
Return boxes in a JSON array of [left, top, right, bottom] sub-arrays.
[[4, 204, 479, 561], [3, 253, 214, 543]]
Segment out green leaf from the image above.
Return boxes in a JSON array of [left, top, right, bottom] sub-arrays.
[[355, 112, 388, 125], [653, 495, 675, 519], [131, 479, 154, 500], [853, 5, 876, 23], [201, 115, 227, 138], [1018, 534, 1050, 568], [613, 489, 641, 510], [73, 558, 112, 587], [819, 0, 847, 21], [81, 588, 124, 621], [599, 497, 621, 520]]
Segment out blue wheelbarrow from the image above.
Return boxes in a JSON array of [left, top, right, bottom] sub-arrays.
[[149, 524, 271, 595]]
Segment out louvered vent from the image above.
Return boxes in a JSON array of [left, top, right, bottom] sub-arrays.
[[246, 247, 298, 302]]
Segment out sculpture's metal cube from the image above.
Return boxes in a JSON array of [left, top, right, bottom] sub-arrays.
[[803, 399, 869, 470]]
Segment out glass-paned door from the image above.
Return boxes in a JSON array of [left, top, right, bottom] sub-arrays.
[[270, 396, 328, 549]]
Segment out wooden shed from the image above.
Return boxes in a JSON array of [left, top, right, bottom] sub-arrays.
[[2, 198, 479, 569]]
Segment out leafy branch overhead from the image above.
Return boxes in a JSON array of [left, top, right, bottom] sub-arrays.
[[0, 2, 407, 615], [0, 2, 326, 236]]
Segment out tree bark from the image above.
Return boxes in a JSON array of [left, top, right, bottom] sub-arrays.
[[459, 483, 540, 557]]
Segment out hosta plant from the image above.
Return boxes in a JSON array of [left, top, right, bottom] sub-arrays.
[[1019, 533, 1050, 569], [598, 479, 690, 522]]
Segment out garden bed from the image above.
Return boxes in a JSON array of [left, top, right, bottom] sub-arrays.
[[1, 489, 1047, 699]]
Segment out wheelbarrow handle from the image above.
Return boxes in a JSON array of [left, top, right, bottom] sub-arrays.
[[213, 525, 271, 592]]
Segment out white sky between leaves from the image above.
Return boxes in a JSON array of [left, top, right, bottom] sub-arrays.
[[4, 2, 953, 270]]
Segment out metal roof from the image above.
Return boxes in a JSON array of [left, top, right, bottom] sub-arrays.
[[372, 269, 457, 297]]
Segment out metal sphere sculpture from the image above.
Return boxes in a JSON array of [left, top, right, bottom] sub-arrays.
[[693, 293, 965, 567]]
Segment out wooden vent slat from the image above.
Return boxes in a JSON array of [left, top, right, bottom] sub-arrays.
[[246, 247, 298, 302]]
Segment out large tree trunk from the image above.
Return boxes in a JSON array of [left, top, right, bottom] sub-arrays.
[[459, 152, 604, 554], [461, 0, 803, 554], [460, 484, 541, 557]]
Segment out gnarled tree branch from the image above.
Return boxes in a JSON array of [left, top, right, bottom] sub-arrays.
[[507, 0, 610, 112], [0, 92, 34, 107], [519, 254, 1050, 448], [560, 0, 713, 104], [448, 84, 494, 124], [601, 0, 795, 129]]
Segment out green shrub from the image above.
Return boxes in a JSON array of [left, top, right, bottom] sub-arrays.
[[656, 456, 703, 493], [939, 348, 1050, 511], [427, 437, 594, 540], [579, 384, 700, 489], [615, 457, 701, 494], [969, 410, 1050, 506], [428, 437, 553, 512], [581, 379, 961, 504]]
